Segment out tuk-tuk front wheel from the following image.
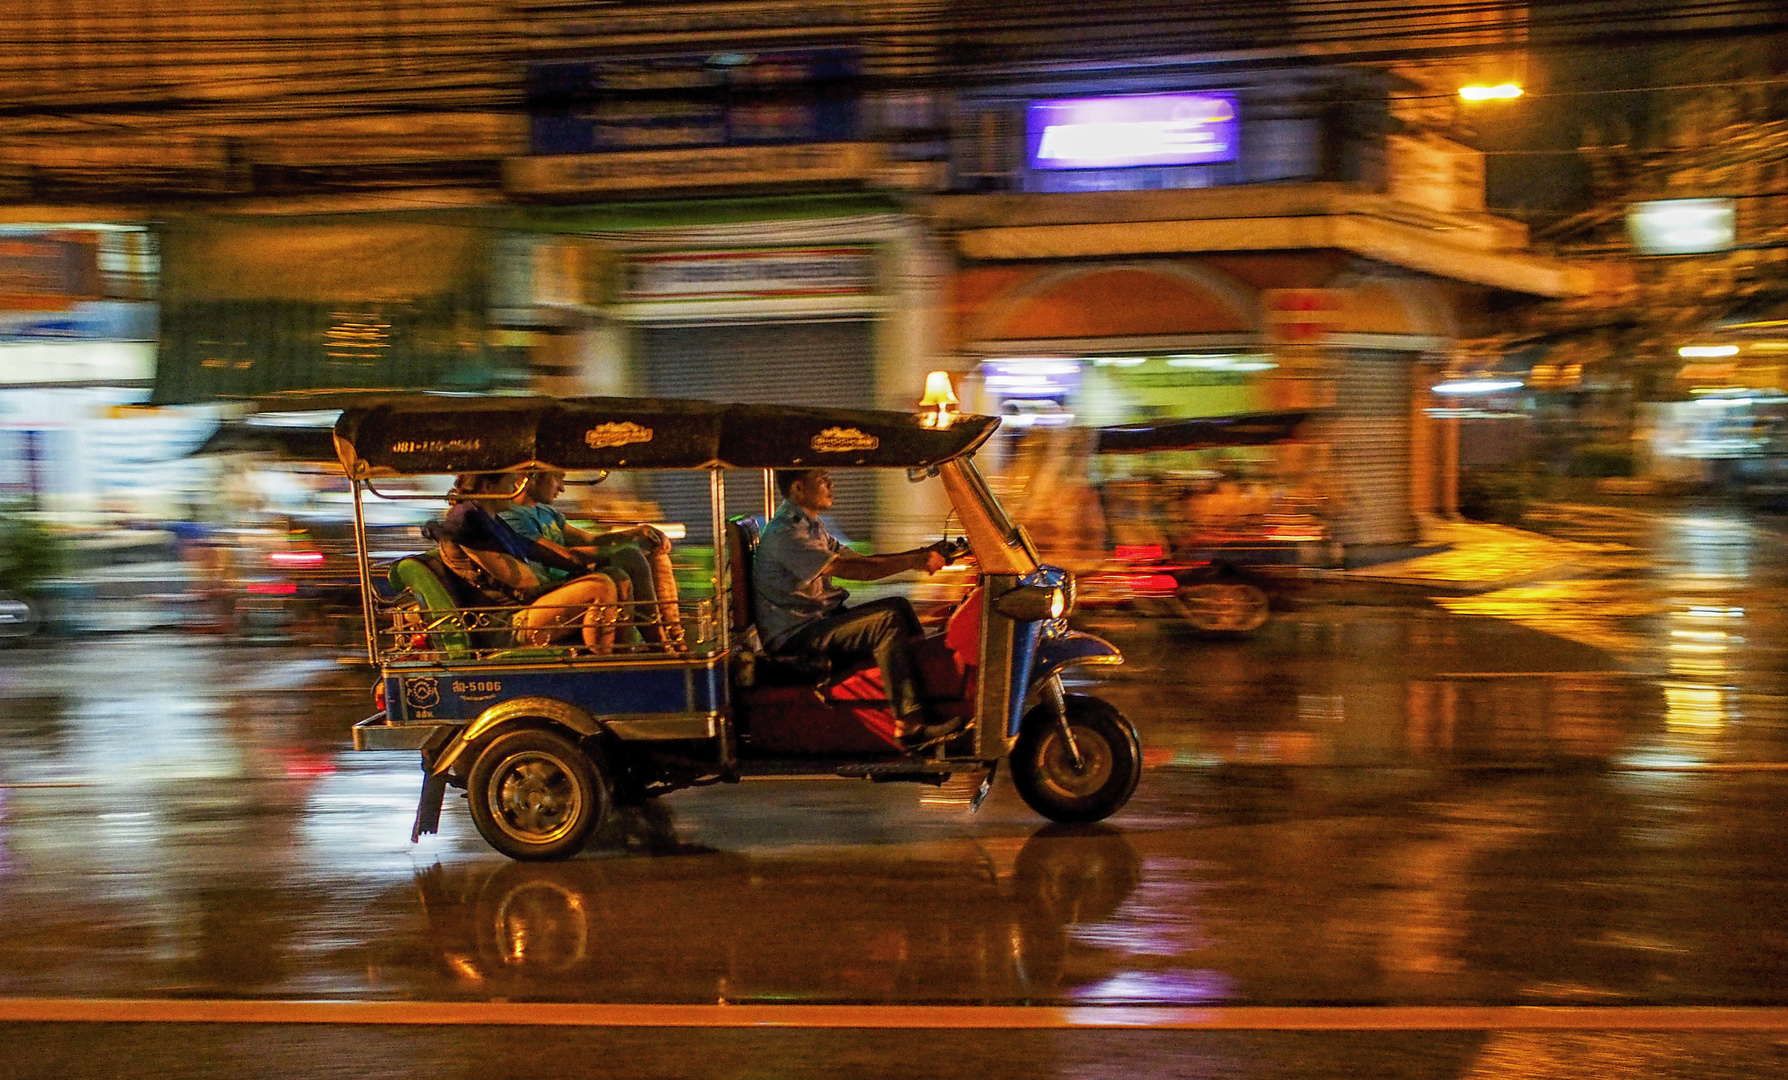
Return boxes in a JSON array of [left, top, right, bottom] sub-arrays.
[[467, 727, 609, 861], [1011, 695, 1141, 825]]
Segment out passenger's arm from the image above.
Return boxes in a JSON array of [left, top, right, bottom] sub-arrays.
[[460, 545, 541, 592], [828, 545, 946, 583], [529, 535, 598, 571], [576, 522, 671, 555]]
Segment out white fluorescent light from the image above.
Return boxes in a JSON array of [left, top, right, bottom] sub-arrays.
[[1433, 378, 1523, 394], [1679, 345, 1739, 358]]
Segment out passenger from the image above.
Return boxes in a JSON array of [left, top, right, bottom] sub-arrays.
[[501, 469, 683, 647], [425, 472, 622, 653], [753, 468, 961, 749]]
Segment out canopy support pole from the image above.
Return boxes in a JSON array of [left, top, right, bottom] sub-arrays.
[[711, 467, 729, 657], [351, 478, 380, 665]]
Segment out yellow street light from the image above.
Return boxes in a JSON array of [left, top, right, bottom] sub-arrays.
[[1459, 83, 1523, 102]]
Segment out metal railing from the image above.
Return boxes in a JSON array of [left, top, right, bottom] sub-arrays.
[[375, 594, 720, 665]]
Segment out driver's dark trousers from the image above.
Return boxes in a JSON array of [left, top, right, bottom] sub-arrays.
[[779, 597, 926, 719]]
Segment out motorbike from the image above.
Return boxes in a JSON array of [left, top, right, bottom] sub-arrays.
[[1002, 411, 1334, 635]]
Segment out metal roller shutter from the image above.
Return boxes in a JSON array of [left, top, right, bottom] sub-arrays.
[[638, 319, 877, 544], [1333, 349, 1415, 546]]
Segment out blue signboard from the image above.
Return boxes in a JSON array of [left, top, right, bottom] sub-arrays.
[[526, 49, 861, 156], [1027, 92, 1240, 171]]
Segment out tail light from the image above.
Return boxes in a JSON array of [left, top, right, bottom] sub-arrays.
[[373, 680, 387, 712], [1114, 543, 1164, 562], [1132, 573, 1179, 595]]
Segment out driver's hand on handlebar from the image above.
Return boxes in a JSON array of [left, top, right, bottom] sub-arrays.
[[918, 545, 947, 575], [932, 537, 971, 565], [632, 525, 671, 554]]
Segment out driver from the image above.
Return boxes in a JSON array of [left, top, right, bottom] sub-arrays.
[[753, 468, 961, 748]]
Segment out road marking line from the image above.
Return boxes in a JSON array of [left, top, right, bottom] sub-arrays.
[[1425, 672, 1639, 680], [3, 1002, 1788, 1031]]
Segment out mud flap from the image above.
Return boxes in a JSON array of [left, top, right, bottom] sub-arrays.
[[412, 770, 448, 842], [972, 760, 998, 812]]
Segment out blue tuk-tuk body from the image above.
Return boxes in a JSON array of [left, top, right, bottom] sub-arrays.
[[335, 394, 1140, 860]]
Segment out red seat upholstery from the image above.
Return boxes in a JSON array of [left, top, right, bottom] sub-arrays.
[[740, 588, 983, 755]]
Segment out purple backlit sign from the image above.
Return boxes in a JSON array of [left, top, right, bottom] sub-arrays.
[[1026, 92, 1240, 171]]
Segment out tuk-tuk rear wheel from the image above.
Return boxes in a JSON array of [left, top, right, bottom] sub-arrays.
[[1011, 695, 1141, 825], [467, 727, 609, 861]]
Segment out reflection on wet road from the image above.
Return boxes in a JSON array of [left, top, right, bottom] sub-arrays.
[[2, 500, 1788, 1075]]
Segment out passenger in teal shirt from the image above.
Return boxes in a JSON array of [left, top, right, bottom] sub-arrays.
[[501, 470, 684, 647]]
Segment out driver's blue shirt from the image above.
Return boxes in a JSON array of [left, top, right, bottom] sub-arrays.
[[753, 500, 848, 651]]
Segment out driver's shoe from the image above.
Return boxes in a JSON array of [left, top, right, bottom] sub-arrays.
[[899, 712, 967, 749]]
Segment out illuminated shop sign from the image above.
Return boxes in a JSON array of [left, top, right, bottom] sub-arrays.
[[1026, 92, 1240, 171], [1628, 198, 1735, 255]]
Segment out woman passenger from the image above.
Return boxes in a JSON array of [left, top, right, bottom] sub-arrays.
[[425, 472, 622, 652]]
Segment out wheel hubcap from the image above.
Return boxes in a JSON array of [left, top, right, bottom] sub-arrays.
[[489, 751, 583, 843], [1038, 726, 1113, 798]]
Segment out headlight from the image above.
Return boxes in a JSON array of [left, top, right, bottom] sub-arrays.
[[993, 583, 1066, 622]]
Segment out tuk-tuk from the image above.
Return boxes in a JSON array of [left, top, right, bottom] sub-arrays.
[[1003, 411, 1329, 635], [338, 394, 1141, 860]]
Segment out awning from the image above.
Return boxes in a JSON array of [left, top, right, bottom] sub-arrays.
[[1093, 410, 1309, 454], [189, 420, 341, 461]]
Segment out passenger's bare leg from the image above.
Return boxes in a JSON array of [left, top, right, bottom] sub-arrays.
[[519, 577, 617, 653], [646, 545, 683, 646], [581, 575, 620, 652]]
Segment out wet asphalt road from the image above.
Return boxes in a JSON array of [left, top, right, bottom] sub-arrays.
[[2, 499, 1787, 1077]]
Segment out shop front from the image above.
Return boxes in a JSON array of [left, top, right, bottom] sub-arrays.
[[948, 256, 1468, 551]]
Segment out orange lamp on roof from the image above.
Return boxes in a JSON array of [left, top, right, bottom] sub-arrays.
[[1459, 83, 1522, 101], [918, 370, 959, 429]]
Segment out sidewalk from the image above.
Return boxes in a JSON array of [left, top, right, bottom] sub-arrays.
[[1320, 518, 1604, 596]]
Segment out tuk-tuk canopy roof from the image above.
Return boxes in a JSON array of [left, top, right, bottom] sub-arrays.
[[331, 393, 1000, 478], [1093, 410, 1309, 455]]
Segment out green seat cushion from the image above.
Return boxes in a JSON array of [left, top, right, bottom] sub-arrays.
[[389, 556, 476, 657]]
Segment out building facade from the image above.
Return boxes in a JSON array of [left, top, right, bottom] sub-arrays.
[[2, 0, 1607, 546]]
